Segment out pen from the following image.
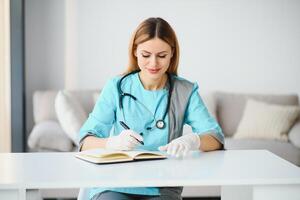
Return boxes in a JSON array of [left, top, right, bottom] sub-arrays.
[[119, 121, 144, 145]]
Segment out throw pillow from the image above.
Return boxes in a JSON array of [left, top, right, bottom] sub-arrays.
[[28, 120, 74, 151], [55, 91, 88, 144], [233, 99, 300, 141]]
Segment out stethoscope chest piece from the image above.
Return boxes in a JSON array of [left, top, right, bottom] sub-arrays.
[[156, 120, 165, 129], [118, 70, 173, 131]]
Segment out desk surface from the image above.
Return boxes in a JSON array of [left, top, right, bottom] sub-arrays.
[[0, 150, 300, 189]]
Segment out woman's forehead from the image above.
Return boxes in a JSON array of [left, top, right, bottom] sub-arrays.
[[137, 38, 171, 53]]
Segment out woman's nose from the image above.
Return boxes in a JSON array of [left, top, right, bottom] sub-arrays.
[[149, 56, 158, 67]]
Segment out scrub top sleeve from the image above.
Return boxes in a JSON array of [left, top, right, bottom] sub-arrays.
[[184, 83, 224, 144], [78, 78, 118, 144]]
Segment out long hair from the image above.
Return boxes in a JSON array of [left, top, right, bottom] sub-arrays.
[[125, 17, 180, 75]]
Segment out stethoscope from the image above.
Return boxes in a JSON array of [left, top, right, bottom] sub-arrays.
[[117, 70, 173, 130]]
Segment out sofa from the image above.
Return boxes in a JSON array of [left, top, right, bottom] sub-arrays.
[[27, 90, 300, 198]]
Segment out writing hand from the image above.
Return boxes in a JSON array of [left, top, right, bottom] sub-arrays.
[[106, 130, 144, 150]]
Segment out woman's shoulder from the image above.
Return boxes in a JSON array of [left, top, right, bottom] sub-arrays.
[[172, 75, 197, 89], [172, 74, 191, 82], [104, 75, 122, 86], [100, 75, 122, 93]]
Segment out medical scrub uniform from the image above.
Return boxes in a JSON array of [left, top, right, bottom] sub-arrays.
[[78, 73, 224, 199]]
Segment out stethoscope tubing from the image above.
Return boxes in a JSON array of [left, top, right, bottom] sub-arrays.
[[117, 70, 173, 129]]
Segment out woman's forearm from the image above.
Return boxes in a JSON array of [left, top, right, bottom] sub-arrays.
[[80, 136, 108, 151], [199, 134, 223, 152], [81, 134, 222, 152]]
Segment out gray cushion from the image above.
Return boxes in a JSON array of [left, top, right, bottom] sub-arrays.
[[28, 121, 74, 152], [225, 138, 300, 166], [289, 119, 300, 148], [215, 92, 299, 137]]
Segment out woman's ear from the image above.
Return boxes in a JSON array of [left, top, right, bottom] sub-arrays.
[[171, 48, 175, 58]]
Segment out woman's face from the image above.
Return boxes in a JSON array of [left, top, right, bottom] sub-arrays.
[[135, 37, 173, 80]]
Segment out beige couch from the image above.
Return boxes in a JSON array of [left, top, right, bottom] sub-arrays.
[[27, 90, 300, 198]]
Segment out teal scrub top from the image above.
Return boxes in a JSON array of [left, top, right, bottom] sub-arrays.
[[78, 73, 224, 199]]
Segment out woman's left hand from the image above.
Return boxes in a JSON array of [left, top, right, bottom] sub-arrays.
[[158, 133, 201, 157]]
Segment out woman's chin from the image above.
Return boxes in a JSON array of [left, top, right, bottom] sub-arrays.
[[147, 72, 164, 79]]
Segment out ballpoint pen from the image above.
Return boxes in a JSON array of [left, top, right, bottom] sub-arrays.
[[119, 121, 144, 145]]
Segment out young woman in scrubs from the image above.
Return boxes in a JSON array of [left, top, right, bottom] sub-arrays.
[[79, 17, 224, 200]]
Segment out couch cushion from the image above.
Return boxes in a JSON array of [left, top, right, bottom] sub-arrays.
[[33, 91, 59, 123], [33, 90, 99, 123], [69, 90, 99, 114], [28, 121, 74, 152], [234, 99, 300, 141], [215, 92, 299, 137], [55, 91, 88, 144], [289, 119, 300, 148], [225, 138, 300, 166], [201, 92, 217, 120]]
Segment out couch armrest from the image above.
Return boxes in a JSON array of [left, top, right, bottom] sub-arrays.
[[289, 119, 300, 148], [28, 120, 74, 152]]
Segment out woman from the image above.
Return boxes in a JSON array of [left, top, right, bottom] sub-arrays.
[[79, 17, 224, 200]]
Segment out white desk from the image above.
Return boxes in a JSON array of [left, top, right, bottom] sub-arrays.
[[0, 150, 300, 200]]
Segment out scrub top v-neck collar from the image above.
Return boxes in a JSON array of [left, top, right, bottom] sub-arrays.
[[136, 72, 168, 94]]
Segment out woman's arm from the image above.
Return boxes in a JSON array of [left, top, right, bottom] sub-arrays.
[[184, 83, 225, 152], [78, 78, 118, 150], [80, 136, 108, 151], [199, 134, 223, 152]]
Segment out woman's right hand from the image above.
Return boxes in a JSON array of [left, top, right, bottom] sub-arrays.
[[105, 130, 144, 150]]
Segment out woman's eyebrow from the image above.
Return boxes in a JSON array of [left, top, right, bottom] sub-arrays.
[[142, 50, 168, 54]]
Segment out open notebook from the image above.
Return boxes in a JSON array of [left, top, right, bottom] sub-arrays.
[[75, 148, 167, 164]]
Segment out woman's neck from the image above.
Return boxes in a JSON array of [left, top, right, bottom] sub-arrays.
[[138, 72, 167, 90]]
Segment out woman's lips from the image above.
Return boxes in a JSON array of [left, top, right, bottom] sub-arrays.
[[147, 68, 161, 74]]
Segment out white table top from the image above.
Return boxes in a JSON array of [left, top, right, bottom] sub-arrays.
[[0, 150, 300, 189]]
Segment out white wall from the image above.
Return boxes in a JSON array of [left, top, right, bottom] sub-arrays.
[[71, 0, 300, 95], [25, 0, 300, 136], [25, 0, 65, 139]]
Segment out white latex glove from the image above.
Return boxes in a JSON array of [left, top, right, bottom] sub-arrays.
[[158, 133, 200, 157], [105, 130, 144, 151]]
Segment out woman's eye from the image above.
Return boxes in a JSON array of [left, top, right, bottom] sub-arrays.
[[158, 55, 167, 58], [141, 54, 167, 58]]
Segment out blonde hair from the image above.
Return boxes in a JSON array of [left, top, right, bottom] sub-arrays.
[[125, 17, 180, 75]]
